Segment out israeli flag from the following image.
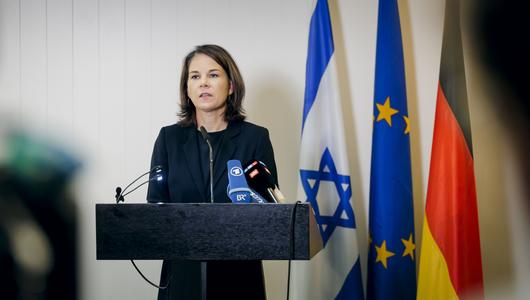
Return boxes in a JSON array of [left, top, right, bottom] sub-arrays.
[[289, 0, 364, 299]]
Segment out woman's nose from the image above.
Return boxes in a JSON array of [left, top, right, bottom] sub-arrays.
[[200, 77, 209, 87]]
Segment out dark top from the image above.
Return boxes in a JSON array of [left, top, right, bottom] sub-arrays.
[[197, 129, 225, 199], [147, 120, 278, 300]]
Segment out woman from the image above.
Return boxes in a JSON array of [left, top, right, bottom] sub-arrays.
[[147, 44, 278, 299]]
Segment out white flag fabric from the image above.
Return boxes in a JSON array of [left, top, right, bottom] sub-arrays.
[[289, 1, 364, 299]]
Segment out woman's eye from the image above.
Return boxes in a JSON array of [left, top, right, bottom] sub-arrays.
[[190, 75, 199, 80], [210, 73, 219, 78]]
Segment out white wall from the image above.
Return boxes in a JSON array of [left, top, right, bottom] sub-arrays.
[[0, 0, 527, 299]]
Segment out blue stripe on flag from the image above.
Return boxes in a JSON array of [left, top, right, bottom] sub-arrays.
[[301, 0, 334, 131], [336, 258, 365, 300]]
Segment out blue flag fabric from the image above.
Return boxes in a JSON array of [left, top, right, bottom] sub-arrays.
[[367, 0, 416, 299], [289, 1, 364, 299]]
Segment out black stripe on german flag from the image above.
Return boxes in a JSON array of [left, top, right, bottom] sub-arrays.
[[439, 0, 473, 157]]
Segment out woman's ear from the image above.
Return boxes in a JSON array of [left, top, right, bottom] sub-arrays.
[[229, 81, 234, 95]]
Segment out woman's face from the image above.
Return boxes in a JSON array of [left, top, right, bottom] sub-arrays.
[[187, 53, 233, 116]]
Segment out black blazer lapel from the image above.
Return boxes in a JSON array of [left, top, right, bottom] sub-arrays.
[[182, 127, 207, 202], [212, 121, 241, 190]]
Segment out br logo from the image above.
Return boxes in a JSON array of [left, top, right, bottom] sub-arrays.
[[230, 166, 243, 176], [236, 194, 247, 202]]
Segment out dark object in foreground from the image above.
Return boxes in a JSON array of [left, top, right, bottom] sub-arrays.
[[0, 130, 80, 300]]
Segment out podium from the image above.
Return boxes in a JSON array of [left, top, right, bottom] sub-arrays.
[[96, 203, 323, 261]]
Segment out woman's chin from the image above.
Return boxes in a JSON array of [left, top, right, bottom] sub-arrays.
[[196, 105, 226, 116]]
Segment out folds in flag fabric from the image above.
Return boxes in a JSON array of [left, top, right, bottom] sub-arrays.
[[366, 0, 416, 299], [417, 0, 484, 299], [289, 0, 363, 299]]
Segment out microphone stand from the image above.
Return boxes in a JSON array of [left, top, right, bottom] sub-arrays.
[[199, 126, 215, 300], [199, 126, 214, 204]]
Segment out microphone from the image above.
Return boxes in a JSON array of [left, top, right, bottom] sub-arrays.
[[114, 165, 168, 290], [226, 160, 251, 203], [115, 165, 164, 203], [226, 160, 267, 203], [243, 160, 285, 203], [199, 126, 214, 203]]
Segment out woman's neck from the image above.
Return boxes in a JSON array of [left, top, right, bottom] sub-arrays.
[[195, 112, 228, 132]]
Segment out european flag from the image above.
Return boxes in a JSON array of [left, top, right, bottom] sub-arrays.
[[367, 0, 416, 299], [289, 0, 364, 299]]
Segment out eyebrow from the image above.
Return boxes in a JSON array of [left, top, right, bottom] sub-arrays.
[[189, 68, 222, 74]]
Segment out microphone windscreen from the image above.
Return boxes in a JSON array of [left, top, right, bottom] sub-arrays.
[[249, 188, 267, 203], [243, 159, 276, 203], [226, 160, 252, 203]]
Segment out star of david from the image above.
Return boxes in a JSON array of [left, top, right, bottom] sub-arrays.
[[300, 148, 356, 246]]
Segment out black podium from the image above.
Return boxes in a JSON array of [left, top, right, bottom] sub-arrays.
[[96, 203, 323, 261]]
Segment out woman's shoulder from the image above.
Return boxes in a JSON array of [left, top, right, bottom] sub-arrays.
[[236, 120, 269, 135], [158, 123, 195, 139]]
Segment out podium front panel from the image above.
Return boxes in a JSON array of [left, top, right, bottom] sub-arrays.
[[96, 203, 322, 261]]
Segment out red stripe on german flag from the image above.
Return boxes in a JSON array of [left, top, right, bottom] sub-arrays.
[[422, 86, 484, 298]]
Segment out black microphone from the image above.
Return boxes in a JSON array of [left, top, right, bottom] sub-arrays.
[[199, 126, 214, 203], [243, 159, 285, 203], [115, 165, 164, 203]]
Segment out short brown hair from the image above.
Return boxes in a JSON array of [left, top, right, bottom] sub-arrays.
[[177, 44, 246, 126]]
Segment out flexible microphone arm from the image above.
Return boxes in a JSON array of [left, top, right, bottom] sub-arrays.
[[114, 165, 169, 289], [115, 165, 163, 203], [120, 176, 162, 200], [199, 126, 214, 204]]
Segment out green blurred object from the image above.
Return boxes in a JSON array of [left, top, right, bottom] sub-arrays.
[[0, 128, 80, 300], [4, 130, 81, 197]]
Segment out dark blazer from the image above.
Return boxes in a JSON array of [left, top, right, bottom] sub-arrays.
[[147, 120, 278, 300]]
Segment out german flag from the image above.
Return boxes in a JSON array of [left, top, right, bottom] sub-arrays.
[[417, 0, 484, 299]]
